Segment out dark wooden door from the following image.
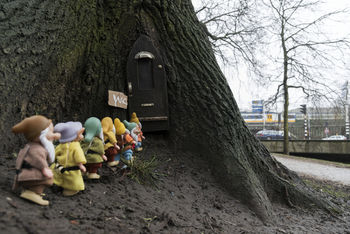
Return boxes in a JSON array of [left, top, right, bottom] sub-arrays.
[[127, 35, 169, 132]]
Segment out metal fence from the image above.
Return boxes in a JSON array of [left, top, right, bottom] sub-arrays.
[[247, 119, 345, 140]]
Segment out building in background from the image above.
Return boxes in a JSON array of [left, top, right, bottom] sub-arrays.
[[241, 103, 346, 139]]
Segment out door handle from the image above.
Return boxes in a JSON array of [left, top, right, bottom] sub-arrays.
[[141, 103, 154, 107], [128, 82, 133, 97]]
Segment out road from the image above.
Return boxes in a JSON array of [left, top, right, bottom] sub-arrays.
[[273, 154, 350, 185]]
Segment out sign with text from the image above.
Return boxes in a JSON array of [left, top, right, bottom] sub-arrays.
[[252, 100, 264, 114], [108, 90, 128, 109], [252, 100, 263, 105]]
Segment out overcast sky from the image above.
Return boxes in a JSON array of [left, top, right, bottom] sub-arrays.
[[192, 0, 350, 112]]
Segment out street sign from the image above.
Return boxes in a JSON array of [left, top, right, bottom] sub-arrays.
[[252, 108, 263, 113], [252, 100, 263, 105], [252, 100, 264, 113]]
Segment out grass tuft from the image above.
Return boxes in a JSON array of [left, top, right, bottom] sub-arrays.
[[124, 155, 163, 187]]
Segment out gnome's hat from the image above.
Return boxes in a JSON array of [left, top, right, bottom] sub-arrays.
[[130, 112, 140, 124], [12, 115, 51, 141], [54, 122, 83, 143], [84, 117, 102, 143], [114, 118, 126, 135], [101, 117, 114, 133], [123, 120, 137, 132]]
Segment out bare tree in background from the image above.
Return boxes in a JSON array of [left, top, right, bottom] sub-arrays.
[[264, 0, 350, 154], [195, 0, 349, 153], [195, 0, 263, 70]]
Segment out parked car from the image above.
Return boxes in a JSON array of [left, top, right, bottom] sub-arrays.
[[322, 135, 347, 140], [255, 130, 283, 140], [255, 130, 295, 140]]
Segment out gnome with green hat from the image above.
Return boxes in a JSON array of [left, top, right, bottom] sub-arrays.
[[123, 120, 138, 141], [80, 117, 107, 179]]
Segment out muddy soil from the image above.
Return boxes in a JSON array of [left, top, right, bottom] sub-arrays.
[[1, 137, 350, 233]]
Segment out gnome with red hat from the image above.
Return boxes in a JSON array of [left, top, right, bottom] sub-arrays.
[[12, 115, 61, 205]]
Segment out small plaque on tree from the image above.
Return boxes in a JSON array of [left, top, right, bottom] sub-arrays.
[[108, 90, 128, 109]]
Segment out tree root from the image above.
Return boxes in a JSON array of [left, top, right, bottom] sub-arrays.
[[284, 185, 296, 209]]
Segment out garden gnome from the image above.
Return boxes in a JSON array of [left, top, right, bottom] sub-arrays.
[[52, 122, 86, 196], [101, 117, 119, 167], [114, 119, 136, 165], [80, 117, 107, 179], [130, 112, 145, 152], [12, 115, 61, 205], [123, 120, 138, 144]]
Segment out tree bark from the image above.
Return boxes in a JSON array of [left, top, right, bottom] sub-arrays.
[[0, 0, 337, 221]]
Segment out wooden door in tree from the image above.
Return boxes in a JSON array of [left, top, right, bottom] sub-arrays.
[[127, 35, 169, 132]]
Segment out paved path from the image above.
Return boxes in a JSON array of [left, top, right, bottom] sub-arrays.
[[274, 155, 350, 185]]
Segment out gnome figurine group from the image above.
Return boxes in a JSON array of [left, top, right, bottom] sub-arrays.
[[12, 112, 145, 205]]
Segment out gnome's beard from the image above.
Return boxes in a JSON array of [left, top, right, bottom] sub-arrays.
[[40, 128, 55, 164], [99, 129, 104, 141], [130, 128, 138, 142]]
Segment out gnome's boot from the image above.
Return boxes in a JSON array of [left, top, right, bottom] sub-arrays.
[[63, 189, 79, 196], [108, 161, 119, 167], [135, 146, 143, 152], [20, 190, 49, 206], [88, 173, 100, 179]]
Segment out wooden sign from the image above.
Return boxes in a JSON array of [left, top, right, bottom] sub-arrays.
[[108, 90, 128, 109]]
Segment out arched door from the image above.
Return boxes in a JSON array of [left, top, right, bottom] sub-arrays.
[[126, 35, 169, 132]]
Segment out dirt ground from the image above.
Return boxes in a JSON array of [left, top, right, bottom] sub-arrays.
[[1, 137, 350, 233]]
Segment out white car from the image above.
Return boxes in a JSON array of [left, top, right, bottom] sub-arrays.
[[322, 135, 347, 140]]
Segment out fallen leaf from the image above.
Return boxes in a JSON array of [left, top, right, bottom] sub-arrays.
[[70, 220, 79, 225]]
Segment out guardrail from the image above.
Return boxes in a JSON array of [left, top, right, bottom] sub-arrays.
[[261, 140, 350, 155]]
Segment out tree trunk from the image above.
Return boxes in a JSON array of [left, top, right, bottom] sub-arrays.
[[282, 35, 290, 155], [0, 0, 337, 221]]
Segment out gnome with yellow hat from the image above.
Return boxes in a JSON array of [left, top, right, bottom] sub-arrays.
[[129, 112, 145, 152], [114, 118, 136, 166], [101, 117, 120, 167], [12, 115, 61, 205]]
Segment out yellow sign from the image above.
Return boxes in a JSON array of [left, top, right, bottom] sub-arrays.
[[108, 90, 128, 109]]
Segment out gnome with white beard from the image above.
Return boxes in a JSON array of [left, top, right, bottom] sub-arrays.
[[12, 115, 61, 205]]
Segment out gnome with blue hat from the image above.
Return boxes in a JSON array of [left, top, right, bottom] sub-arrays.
[[51, 121, 87, 196], [81, 117, 107, 179]]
